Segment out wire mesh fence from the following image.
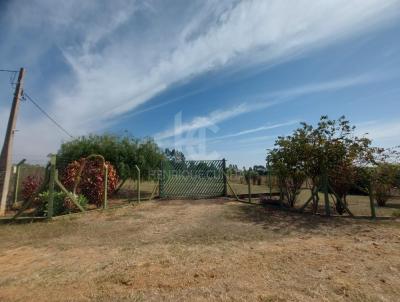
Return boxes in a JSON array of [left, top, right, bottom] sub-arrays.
[[259, 176, 400, 218], [159, 159, 226, 199], [2, 153, 399, 219]]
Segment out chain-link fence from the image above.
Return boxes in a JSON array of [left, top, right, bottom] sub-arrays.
[[159, 159, 226, 199]]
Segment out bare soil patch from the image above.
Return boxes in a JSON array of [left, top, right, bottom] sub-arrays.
[[1, 199, 399, 301]]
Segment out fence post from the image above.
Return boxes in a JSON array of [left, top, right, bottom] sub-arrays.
[[135, 165, 140, 202], [103, 165, 108, 209], [267, 157, 272, 199], [368, 183, 376, 219], [247, 172, 252, 203], [159, 161, 164, 199], [13, 159, 26, 205], [323, 172, 331, 216], [48, 154, 56, 218], [222, 158, 227, 196]]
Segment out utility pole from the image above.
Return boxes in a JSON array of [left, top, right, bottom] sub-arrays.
[[0, 68, 25, 216]]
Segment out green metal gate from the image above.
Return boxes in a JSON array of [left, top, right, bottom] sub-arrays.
[[159, 159, 227, 199]]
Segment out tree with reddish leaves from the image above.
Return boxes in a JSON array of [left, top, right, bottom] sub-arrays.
[[62, 156, 119, 207], [21, 175, 43, 202]]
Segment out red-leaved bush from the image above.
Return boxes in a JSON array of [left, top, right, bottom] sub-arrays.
[[62, 158, 118, 207], [21, 175, 42, 201]]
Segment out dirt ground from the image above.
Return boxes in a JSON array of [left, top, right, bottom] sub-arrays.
[[1, 199, 400, 302]]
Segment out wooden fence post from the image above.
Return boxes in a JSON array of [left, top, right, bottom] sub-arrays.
[[135, 165, 140, 202], [13, 159, 26, 205], [222, 158, 227, 196], [48, 154, 56, 218], [103, 165, 108, 209], [159, 161, 164, 199], [368, 183, 376, 219], [267, 156, 273, 199], [323, 172, 331, 216], [247, 175, 252, 203]]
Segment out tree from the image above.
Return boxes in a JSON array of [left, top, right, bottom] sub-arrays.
[[164, 148, 185, 162], [253, 165, 267, 175], [269, 133, 307, 207], [370, 163, 399, 206], [62, 157, 119, 207], [269, 116, 377, 212], [57, 134, 165, 186]]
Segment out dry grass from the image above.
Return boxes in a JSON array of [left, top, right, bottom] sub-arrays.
[[1, 199, 400, 301]]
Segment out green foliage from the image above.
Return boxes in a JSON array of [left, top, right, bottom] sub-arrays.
[[38, 191, 87, 216], [164, 148, 185, 162], [244, 169, 259, 185], [269, 116, 376, 209], [57, 134, 165, 181], [268, 129, 307, 207], [371, 163, 399, 206]]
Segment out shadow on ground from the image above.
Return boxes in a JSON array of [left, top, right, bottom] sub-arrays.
[[227, 202, 372, 236]]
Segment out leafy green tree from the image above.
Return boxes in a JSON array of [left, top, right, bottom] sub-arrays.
[[57, 134, 165, 186], [269, 116, 377, 211], [370, 163, 399, 206], [164, 148, 185, 162]]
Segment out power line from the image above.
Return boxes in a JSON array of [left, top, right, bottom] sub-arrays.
[[0, 68, 18, 86], [0, 69, 18, 73], [22, 92, 74, 139]]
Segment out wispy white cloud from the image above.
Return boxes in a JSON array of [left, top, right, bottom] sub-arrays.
[[155, 103, 253, 140], [237, 135, 276, 144], [356, 120, 400, 146], [155, 72, 381, 141], [265, 73, 382, 100], [1, 0, 399, 157], [213, 121, 298, 140], [155, 99, 290, 140]]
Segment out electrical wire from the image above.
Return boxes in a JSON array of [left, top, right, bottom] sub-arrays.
[[22, 92, 74, 139], [0, 68, 18, 86], [0, 69, 18, 73]]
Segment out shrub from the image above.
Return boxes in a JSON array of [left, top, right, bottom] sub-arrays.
[[269, 116, 377, 212], [62, 157, 119, 207], [374, 184, 392, 207], [38, 191, 87, 216], [372, 163, 399, 207], [57, 134, 165, 182], [21, 175, 42, 201]]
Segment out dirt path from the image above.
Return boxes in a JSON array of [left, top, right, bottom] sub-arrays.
[[1, 199, 400, 301]]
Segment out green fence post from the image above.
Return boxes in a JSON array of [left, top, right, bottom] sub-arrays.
[[267, 157, 272, 200], [103, 165, 108, 209], [247, 173, 252, 203], [13, 159, 26, 205], [323, 172, 331, 216], [159, 161, 164, 199], [222, 158, 227, 196], [368, 183, 376, 219], [135, 165, 140, 202], [48, 154, 56, 218]]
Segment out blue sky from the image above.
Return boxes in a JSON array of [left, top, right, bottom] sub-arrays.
[[0, 0, 400, 167]]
